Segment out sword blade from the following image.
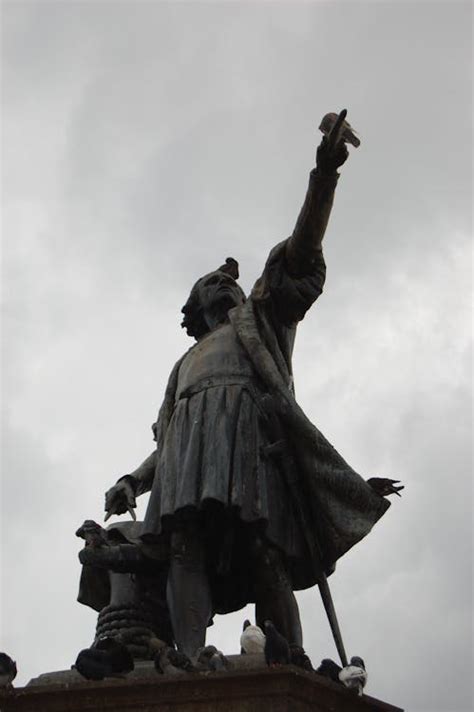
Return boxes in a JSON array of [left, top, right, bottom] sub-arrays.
[[318, 572, 348, 668]]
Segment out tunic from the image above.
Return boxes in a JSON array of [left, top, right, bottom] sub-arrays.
[[156, 322, 305, 561]]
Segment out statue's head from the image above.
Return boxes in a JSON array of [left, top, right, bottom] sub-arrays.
[[181, 258, 246, 339]]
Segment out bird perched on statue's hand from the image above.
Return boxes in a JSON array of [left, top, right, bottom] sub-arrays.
[[315, 658, 343, 684], [75, 520, 109, 547], [367, 478, 404, 498], [0, 653, 17, 689], [319, 112, 360, 147], [155, 647, 195, 675], [264, 621, 290, 666], [338, 656, 367, 696], [74, 637, 134, 680], [289, 644, 313, 671], [197, 645, 230, 672], [240, 620, 265, 654]]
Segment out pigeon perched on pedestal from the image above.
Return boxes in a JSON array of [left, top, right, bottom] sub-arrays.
[[315, 658, 343, 684], [0, 653, 17, 688], [75, 520, 109, 548], [289, 644, 313, 671], [155, 647, 195, 675], [240, 620, 265, 654], [74, 637, 134, 680], [263, 621, 290, 666], [197, 645, 230, 672], [319, 112, 360, 147], [338, 656, 367, 696]]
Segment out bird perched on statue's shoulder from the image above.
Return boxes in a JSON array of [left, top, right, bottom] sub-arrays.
[[75, 520, 109, 548], [240, 620, 265, 654], [197, 645, 230, 672], [319, 112, 360, 147], [289, 644, 313, 671], [315, 658, 343, 684], [0, 653, 17, 689], [338, 656, 367, 696], [263, 621, 290, 666], [74, 636, 134, 680]]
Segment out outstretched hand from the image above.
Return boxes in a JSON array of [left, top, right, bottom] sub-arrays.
[[104, 478, 137, 521], [316, 109, 349, 173]]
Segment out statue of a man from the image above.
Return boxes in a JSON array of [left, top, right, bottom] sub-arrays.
[[104, 115, 391, 658]]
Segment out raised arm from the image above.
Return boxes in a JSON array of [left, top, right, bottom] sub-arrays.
[[286, 110, 349, 276]]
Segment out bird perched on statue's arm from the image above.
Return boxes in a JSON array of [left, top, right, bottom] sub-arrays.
[[263, 621, 290, 666], [367, 478, 404, 498], [240, 620, 265, 654], [338, 656, 367, 696], [0, 653, 17, 689], [319, 112, 360, 147]]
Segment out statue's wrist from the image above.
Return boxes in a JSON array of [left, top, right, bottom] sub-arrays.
[[116, 474, 138, 494], [312, 165, 340, 182]]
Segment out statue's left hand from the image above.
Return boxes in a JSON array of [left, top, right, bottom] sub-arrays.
[[316, 109, 349, 173]]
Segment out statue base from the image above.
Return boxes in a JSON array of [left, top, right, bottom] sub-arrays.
[[1, 656, 403, 712]]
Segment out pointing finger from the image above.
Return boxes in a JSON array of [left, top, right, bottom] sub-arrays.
[[329, 109, 347, 146]]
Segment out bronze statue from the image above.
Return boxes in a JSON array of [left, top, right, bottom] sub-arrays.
[[102, 111, 399, 661]]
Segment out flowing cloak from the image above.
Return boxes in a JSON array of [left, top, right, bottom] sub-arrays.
[[139, 169, 390, 613]]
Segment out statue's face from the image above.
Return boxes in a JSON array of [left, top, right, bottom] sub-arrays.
[[196, 270, 245, 319]]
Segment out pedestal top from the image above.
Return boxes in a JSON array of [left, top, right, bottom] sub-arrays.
[[0, 655, 403, 712]]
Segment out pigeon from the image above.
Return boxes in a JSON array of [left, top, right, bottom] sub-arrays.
[[338, 656, 367, 696], [263, 621, 290, 666], [155, 647, 195, 675], [75, 520, 109, 548], [197, 645, 230, 672], [240, 620, 266, 654], [315, 658, 343, 684], [148, 636, 167, 659], [0, 653, 17, 688], [289, 644, 313, 671], [74, 637, 134, 680], [367, 478, 404, 497], [319, 112, 360, 147]]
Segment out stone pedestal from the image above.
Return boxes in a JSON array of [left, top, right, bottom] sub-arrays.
[[0, 657, 403, 712]]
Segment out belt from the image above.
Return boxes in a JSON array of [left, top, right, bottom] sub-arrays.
[[177, 374, 261, 401]]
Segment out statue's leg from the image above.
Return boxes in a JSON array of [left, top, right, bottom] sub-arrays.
[[167, 520, 212, 658], [253, 540, 303, 646]]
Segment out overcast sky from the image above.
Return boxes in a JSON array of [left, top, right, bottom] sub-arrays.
[[1, 1, 472, 710]]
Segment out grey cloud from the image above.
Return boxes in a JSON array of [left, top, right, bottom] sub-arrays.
[[2, 2, 472, 709]]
